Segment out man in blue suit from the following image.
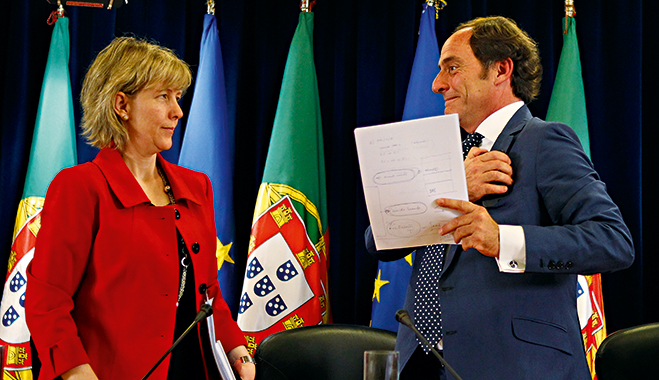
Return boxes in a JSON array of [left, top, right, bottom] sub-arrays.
[[366, 16, 634, 380]]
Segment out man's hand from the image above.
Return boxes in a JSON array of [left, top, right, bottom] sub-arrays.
[[437, 198, 500, 257], [464, 147, 513, 202]]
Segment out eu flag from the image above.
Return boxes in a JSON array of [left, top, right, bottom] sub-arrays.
[[370, 2, 444, 332], [179, 14, 239, 314]]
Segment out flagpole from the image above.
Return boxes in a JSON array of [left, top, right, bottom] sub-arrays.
[[425, 0, 447, 19], [57, 1, 65, 17], [300, 0, 314, 12], [565, 0, 575, 16], [564, 0, 575, 33]]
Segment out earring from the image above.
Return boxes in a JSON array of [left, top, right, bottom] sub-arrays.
[[122, 114, 128, 120]]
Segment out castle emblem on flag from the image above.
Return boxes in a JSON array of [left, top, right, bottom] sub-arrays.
[[237, 196, 319, 333]]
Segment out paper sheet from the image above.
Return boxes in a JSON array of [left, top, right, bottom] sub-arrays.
[[205, 298, 237, 380], [354, 114, 467, 250]]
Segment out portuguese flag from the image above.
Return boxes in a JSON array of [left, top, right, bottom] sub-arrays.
[[236, 11, 330, 353], [546, 16, 603, 380], [0, 16, 77, 378]]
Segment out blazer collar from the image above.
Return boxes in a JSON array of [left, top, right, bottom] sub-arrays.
[[93, 148, 202, 208], [491, 105, 532, 153]]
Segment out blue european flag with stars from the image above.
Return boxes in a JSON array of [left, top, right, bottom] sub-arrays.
[[179, 14, 239, 315], [370, 1, 445, 332]]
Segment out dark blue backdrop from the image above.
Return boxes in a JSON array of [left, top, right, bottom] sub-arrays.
[[0, 0, 652, 335]]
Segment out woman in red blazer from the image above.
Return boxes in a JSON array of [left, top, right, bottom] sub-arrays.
[[26, 37, 255, 380]]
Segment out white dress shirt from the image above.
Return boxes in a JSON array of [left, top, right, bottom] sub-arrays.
[[470, 101, 526, 273]]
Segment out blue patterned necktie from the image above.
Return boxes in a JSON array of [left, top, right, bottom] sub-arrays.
[[413, 131, 484, 352], [462, 132, 484, 159], [414, 244, 446, 352]]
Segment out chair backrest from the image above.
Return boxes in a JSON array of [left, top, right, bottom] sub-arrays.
[[254, 324, 397, 380], [595, 322, 659, 380]]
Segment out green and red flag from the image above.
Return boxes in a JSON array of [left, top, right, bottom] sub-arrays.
[[0, 15, 77, 379], [236, 11, 330, 354], [546, 14, 602, 379]]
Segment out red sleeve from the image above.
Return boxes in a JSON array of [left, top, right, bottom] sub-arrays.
[[200, 173, 247, 353], [26, 165, 98, 378], [208, 283, 248, 352]]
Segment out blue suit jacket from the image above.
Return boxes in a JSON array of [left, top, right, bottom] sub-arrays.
[[366, 106, 634, 380]]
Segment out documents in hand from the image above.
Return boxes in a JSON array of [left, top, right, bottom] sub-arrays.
[[354, 114, 468, 250]]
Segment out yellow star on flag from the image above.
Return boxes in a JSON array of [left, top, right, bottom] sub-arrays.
[[372, 269, 390, 303], [216, 237, 234, 270]]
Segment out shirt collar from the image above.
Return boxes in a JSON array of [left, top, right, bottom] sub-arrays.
[[474, 101, 524, 151]]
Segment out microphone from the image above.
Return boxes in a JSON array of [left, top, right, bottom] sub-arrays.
[[395, 309, 463, 380], [142, 304, 214, 380]]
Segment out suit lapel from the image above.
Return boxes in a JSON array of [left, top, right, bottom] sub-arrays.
[[442, 106, 533, 270], [491, 105, 532, 154], [440, 244, 460, 278]]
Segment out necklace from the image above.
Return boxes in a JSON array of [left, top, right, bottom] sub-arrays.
[[156, 163, 176, 205], [156, 163, 188, 307], [176, 233, 189, 307]]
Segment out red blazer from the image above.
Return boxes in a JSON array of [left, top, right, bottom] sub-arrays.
[[26, 148, 246, 380]]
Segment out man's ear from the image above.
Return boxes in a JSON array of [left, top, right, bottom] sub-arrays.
[[114, 91, 130, 120], [494, 58, 514, 85]]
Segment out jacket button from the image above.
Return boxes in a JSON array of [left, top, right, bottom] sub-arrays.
[[174, 209, 180, 219], [556, 261, 564, 270], [565, 261, 573, 269], [547, 260, 556, 270], [199, 283, 207, 294], [192, 242, 200, 253]]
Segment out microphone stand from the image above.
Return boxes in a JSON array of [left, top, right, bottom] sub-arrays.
[[395, 309, 464, 380], [142, 304, 213, 380]]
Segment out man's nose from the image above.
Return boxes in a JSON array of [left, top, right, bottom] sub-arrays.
[[432, 70, 447, 94]]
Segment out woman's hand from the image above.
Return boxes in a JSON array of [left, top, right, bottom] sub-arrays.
[[228, 345, 256, 380], [61, 364, 99, 380]]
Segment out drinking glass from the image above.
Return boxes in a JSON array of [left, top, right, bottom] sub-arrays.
[[363, 350, 399, 380]]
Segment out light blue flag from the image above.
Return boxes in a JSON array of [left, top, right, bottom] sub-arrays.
[[370, 2, 445, 332], [179, 14, 238, 314]]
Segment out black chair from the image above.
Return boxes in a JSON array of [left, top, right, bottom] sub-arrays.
[[254, 324, 397, 380], [595, 322, 659, 380]]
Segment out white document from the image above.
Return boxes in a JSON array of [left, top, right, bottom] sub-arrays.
[[354, 114, 467, 250], [205, 298, 237, 380]]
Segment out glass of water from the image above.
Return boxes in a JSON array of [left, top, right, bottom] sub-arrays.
[[364, 350, 399, 380]]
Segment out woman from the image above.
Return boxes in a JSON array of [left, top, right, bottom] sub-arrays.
[[26, 37, 255, 380]]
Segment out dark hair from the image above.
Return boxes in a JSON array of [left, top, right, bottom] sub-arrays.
[[456, 16, 542, 103]]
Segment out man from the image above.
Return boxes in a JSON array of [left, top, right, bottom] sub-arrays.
[[366, 16, 634, 380]]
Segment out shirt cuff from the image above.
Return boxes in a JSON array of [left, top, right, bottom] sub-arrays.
[[496, 225, 526, 273]]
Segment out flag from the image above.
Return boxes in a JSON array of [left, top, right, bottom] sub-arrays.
[[0, 16, 77, 379], [236, 12, 330, 354], [546, 16, 602, 379], [179, 14, 239, 314], [546, 17, 590, 158], [370, 1, 445, 332]]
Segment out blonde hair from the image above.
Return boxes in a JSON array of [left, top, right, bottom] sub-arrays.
[[80, 37, 192, 151]]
